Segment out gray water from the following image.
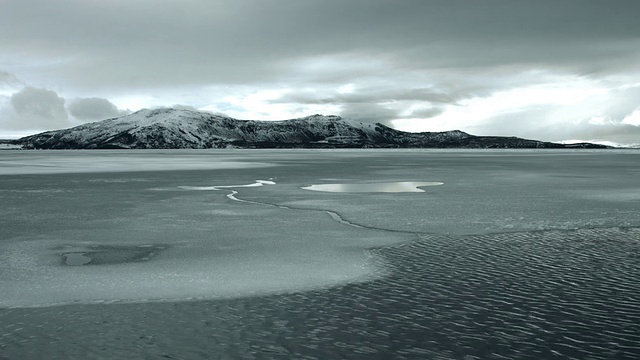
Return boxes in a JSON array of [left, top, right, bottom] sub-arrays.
[[1, 149, 639, 359]]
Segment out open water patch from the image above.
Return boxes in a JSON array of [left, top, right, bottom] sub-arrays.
[[63, 253, 92, 266], [61, 244, 166, 266], [301, 181, 443, 193]]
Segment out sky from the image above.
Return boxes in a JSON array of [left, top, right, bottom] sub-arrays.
[[1, 0, 640, 146]]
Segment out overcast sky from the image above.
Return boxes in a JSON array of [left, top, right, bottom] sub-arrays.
[[1, 0, 640, 145]]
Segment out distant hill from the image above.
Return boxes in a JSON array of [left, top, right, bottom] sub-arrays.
[[0, 139, 24, 150], [12, 108, 608, 149]]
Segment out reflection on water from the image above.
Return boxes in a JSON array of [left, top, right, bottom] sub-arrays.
[[301, 181, 443, 193]]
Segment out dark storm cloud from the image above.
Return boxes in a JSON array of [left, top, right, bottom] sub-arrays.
[[67, 97, 128, 121], [2, 0, 639, 89]]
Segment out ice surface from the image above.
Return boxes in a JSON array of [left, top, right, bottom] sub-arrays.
[[0, 149, 274, 175], [1, 149, 639, 308], [301, 181, 443, 192]]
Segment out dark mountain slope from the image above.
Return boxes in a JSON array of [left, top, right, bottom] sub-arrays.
[[15, 108, 607, 149]]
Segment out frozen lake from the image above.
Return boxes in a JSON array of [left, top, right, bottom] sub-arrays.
[[1, 149, 639, 359]]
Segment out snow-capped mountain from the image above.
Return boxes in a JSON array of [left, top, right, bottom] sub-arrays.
[[15, 108, 607, 149]]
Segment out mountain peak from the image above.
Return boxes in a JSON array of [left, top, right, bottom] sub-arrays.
[[297, 114, 342, 121], [14, 107, 608, 149]]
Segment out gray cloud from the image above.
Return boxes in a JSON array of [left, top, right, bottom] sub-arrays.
[[170, 104, 199, 112], [275, 86, 472, 106], [7, 87, 69, 130], [466, 101, 640, 146], [0, 70, 22, 85], [272, 85, 480, 126], [575, 123, 640, 142], [409, 107, 445, 119], [2, 0, 639, 90], [0, 70, 24, 97], [1, 1, 640, 142], [1, 87, 130, 132], [67, 97, 127, 121], [339, 103, 400, 126]]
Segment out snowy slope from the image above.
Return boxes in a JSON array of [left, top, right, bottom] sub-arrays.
[[16, 108, 607, 149]]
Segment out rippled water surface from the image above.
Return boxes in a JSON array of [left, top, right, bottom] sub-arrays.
[[1, 149, 639, 359]]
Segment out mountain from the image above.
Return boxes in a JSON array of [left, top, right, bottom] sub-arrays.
[[13, 108, 608, 149]]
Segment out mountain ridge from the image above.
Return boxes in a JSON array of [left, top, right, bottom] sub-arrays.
[[13, 108, 608, 149]]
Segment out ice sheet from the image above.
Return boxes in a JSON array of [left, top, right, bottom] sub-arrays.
[[1, 149, 639, 308], [0, 150, 275, 175]]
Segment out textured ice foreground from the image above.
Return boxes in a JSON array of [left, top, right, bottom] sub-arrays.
[[1, 149, 639, 309], [0, 151, 412, 307]]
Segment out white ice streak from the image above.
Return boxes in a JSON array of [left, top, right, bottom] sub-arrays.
[[179, 179, 277, 204], [178, 179, 276, 191]]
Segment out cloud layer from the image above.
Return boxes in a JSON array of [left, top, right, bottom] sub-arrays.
[[67, 97, 127, 121], [10, 86, 68, 129], [1, 0, 640, 144], [0, 83, 128, 134]]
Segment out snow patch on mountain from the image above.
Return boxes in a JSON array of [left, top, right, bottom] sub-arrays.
[[15, 107, 608, 149]]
